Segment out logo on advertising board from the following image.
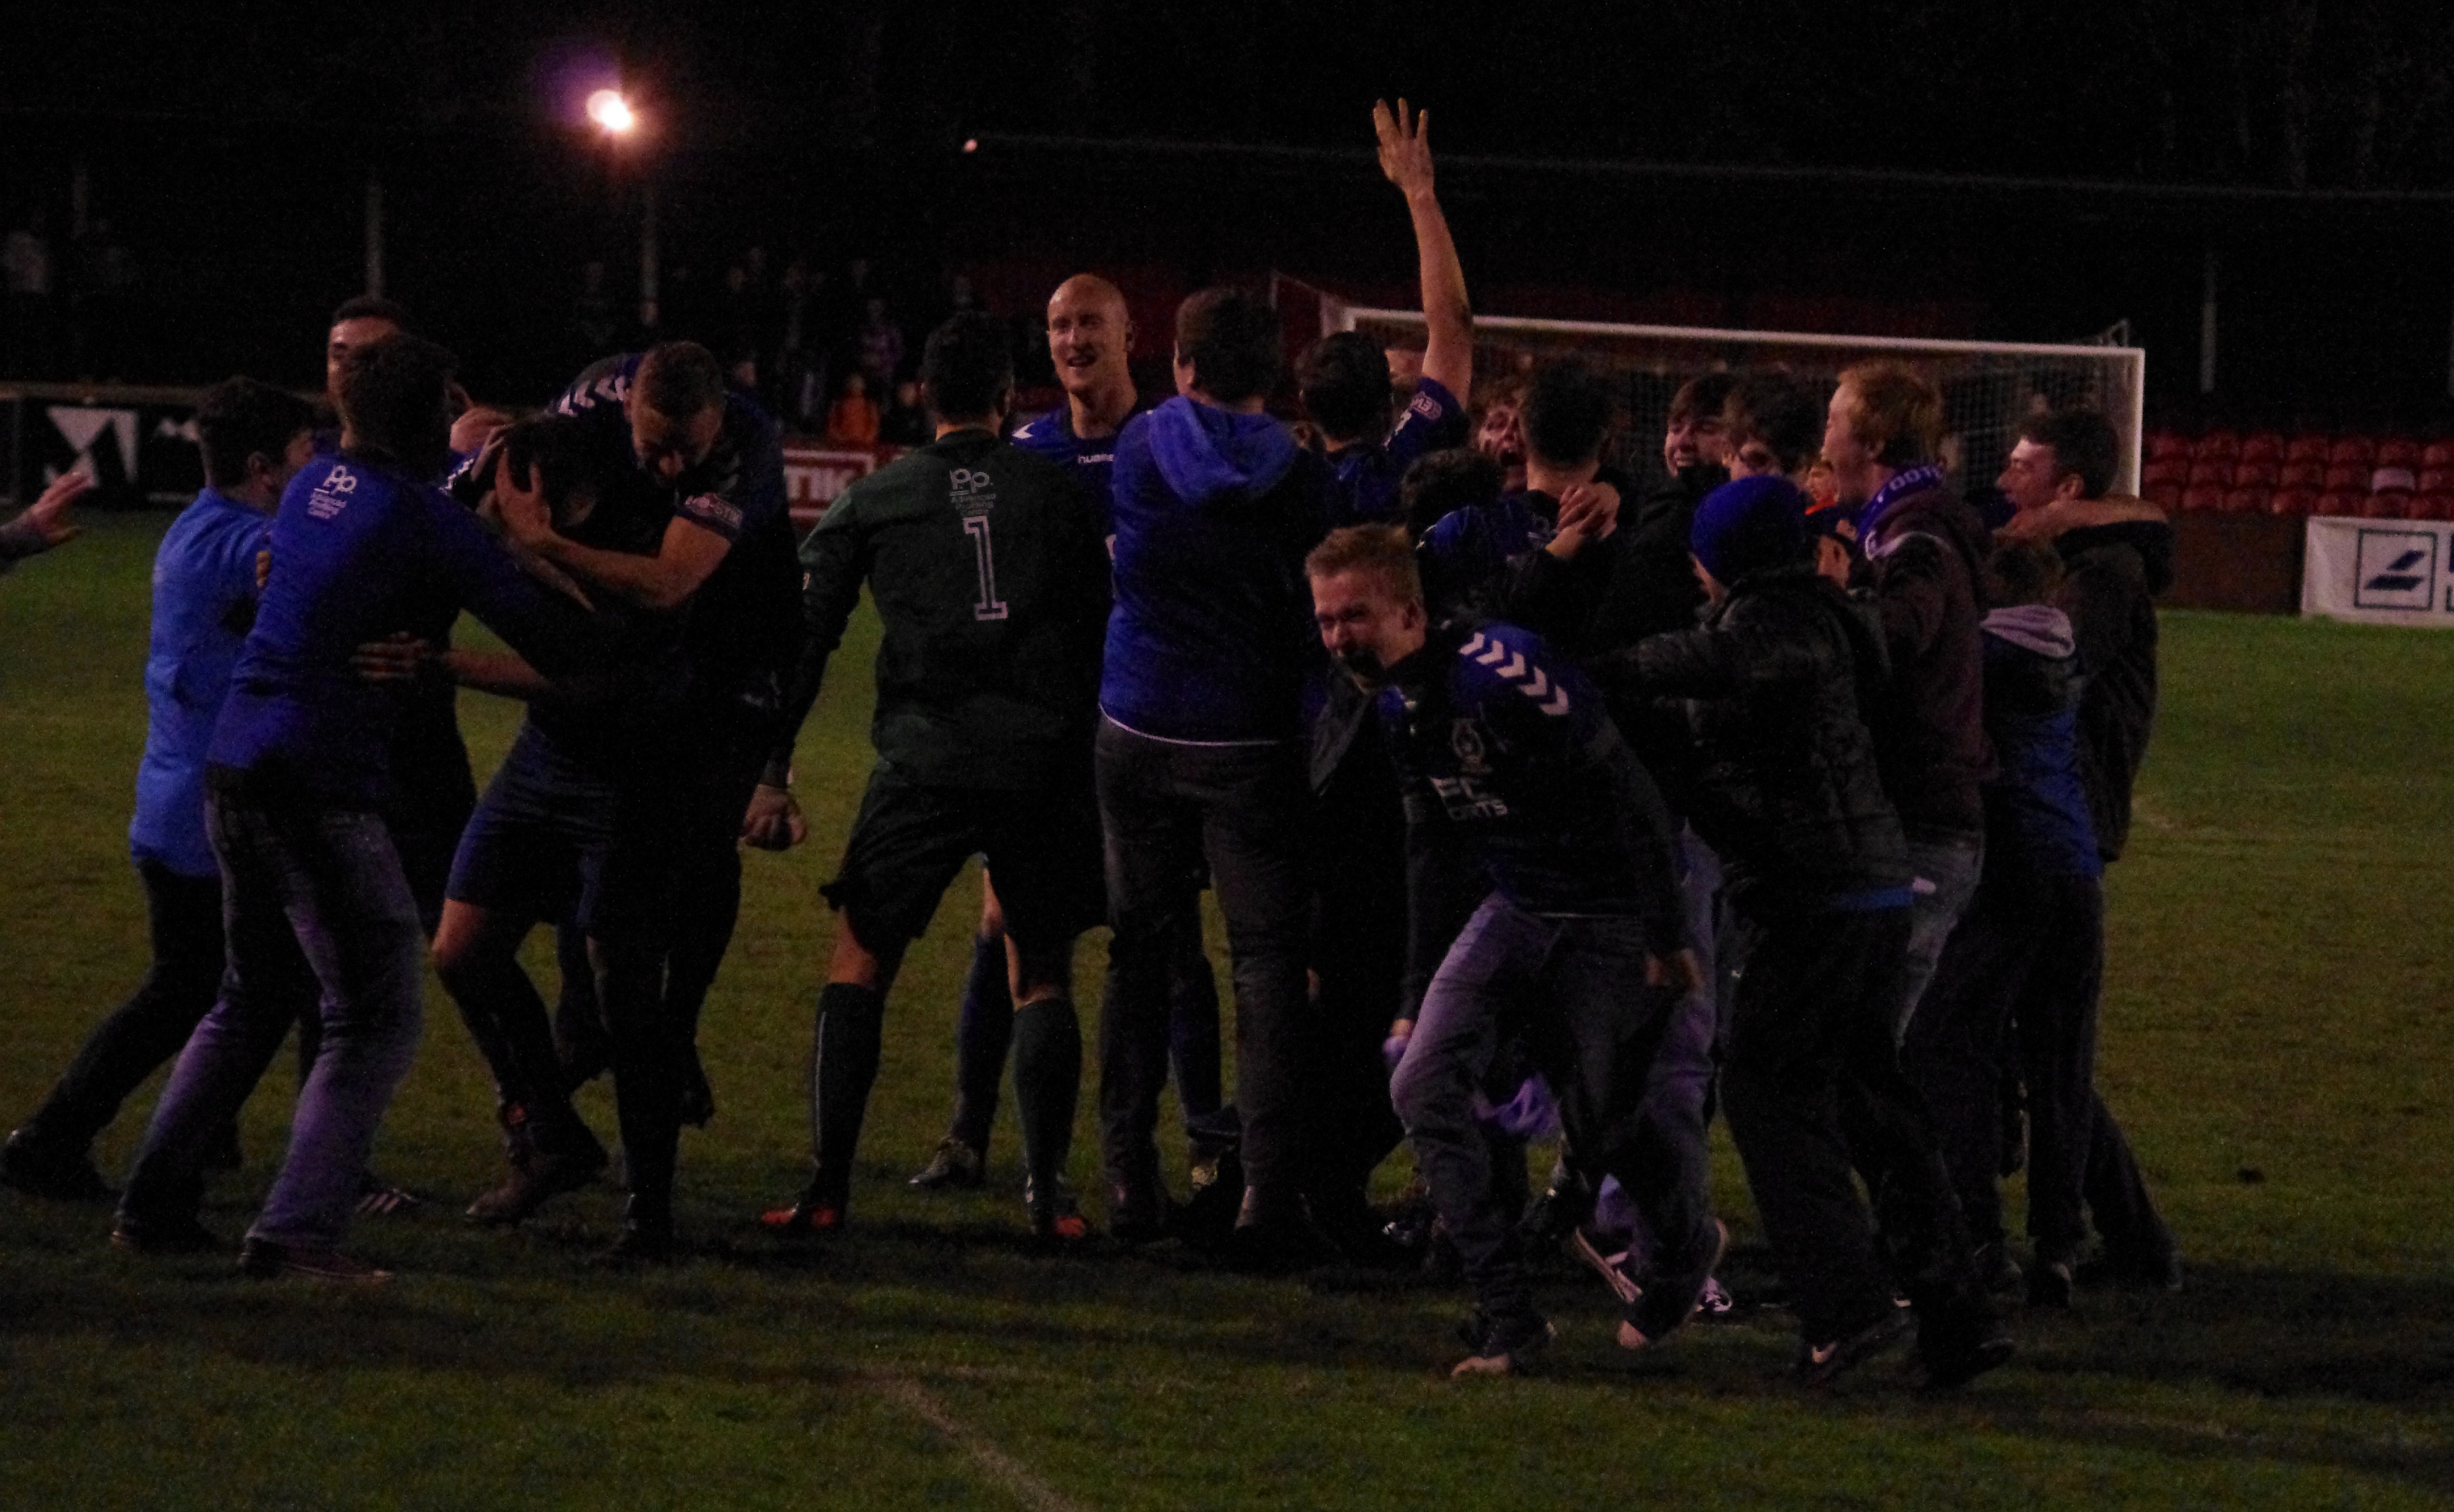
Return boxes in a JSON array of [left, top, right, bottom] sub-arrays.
[[2353, 529, 2437, 611]]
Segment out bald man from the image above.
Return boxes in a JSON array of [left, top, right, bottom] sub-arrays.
[[904, 274, 1237, 1218]]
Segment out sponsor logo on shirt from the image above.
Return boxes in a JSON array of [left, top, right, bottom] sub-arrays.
[[306, 465, 357, 520], [1430, 773, 1509, 820], [680, 491, 743, 533], [949, 466, 997, 518]]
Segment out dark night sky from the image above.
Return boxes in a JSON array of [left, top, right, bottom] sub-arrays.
[[7, 3, 2454, 415]]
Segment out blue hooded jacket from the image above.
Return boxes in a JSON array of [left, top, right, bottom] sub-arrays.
[[130, 489, 272, 877], [1099, 396, 1328, 742]]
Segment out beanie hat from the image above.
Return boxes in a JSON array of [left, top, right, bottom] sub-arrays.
[[1690, 475, 1809, 584]]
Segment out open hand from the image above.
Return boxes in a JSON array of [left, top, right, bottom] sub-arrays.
[[1373, 98, 1435, 198], [19, 470, 92, 549], [491, 449, 552, 547]]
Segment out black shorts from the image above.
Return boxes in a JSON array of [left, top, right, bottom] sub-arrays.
[[822, 761, 1105, 949], [446, 724, 640, 934]]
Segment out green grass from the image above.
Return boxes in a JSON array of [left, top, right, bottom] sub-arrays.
[[3, 514, 2452, 1510]]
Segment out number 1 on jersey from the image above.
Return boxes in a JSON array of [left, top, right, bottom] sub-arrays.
[[963, 515, 1009, 622]]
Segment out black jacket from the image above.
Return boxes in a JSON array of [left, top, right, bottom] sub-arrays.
[[2054, 519, 2173, 862], [1859, 479, 1995, 841], [1607, 565, 1910, 921]]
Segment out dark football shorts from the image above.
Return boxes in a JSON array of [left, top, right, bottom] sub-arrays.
[[822, 760, 1106, 949], [445, 722, 655, 937]]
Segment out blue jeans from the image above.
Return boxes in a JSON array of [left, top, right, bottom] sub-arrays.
[[1604, 828, 1723, 1270], [1393, 894, 1713, 1326], [120, 786, 426, 1250], [1895, 833, 1984, 1040]]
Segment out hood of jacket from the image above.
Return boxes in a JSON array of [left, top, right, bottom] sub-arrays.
[[1982, 602, 2075, 659], [1146, 395, 1300, 505], [2059, 518, 2175, 597]]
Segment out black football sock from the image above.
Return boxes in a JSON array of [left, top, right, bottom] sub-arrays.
[[810, 982, 886, 1207], [1009, 996, 1081, 1195], [949, 932, 1013, 1153]]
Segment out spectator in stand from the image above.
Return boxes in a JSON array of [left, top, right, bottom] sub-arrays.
[[0, 468, 89, 577], [1995, 408, 2184, 1294], [880, 379, 931, 446], [824, 372, 882, 446], [570, 261, 621, 368], [1823, 360, 1994, 1039], [858, 296, 905, 389], [5, 210, 55, 378]]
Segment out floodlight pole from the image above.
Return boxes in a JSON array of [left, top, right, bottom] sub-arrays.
[[639, 177, 659, 333], [364, 174, 386, 298]]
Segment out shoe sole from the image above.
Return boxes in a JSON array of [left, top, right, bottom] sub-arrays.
[[1452, 1321, 1556, 1378], [1798, 1303, 1915, 1386]]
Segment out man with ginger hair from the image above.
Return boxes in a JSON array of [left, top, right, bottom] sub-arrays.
[[1821, 360, 1993, 1040]]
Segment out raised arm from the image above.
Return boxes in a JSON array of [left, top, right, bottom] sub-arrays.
[[1375, 99, 1471, 404]]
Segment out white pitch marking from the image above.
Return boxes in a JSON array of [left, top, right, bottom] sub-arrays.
[[868, 1373, 1092, 1512]]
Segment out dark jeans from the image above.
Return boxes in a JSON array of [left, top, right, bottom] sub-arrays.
[[1719, 905, 1987, 1345], [1904, 867, 2103, 1259], [120, 786, 426, 1249], [1095, 718, 1312, 1206], [2085, 1093, 2177, 1267], [1392, 894, 1712, 1326], [18, 860, 224, 1153]]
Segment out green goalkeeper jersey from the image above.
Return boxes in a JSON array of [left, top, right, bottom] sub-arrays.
[[771, 427, 1112, 790]]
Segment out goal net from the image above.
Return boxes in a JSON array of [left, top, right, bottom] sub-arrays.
[[1323, 303, 2147, 499]]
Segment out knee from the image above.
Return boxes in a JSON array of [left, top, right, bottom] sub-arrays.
[[1388, 1049, 1464, 1132]]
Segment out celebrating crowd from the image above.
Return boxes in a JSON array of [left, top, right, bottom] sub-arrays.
[[0, 101, 2183, 1388]]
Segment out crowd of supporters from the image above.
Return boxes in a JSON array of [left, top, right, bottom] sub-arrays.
[[0, 102, 2185, 1388]]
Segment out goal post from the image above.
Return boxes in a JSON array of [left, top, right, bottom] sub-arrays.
[[1325, 304, 2148, 498]]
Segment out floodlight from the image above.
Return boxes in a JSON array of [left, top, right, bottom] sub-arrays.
[[588, 90, 637, 134]]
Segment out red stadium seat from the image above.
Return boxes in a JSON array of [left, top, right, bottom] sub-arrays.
[[2418, 493, 2454, 521], [2422, 439, 2454, 468], [2279, 459, 2328, 488], [2313, 491, 2364, 518], [2222, 486, 2269, 514], [2239, 431, 2284, 462], [2285, 433, 2332, 463], [2418, 466, 2454, 493], [2232, 459, 2280, 487], [2145, 430, 2191, 461], [2145, 481, 2185, 509], [2362, 490, 2414, 519], [2268, 488, 2317, 516], [2186, 459, 2231, 486], [2323, 463, 2368, 491], [2141, 457, 2189, 487], [2179, 484, 2226, 512], [2326, 436, 2376, 466], [2376, 437, 2423, 468], [2372, 465, 2418, 493], [2192, 429, 2241, 460]]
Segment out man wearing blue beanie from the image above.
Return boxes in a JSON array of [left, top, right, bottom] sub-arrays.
[[1599, 474, 2012, 1388]]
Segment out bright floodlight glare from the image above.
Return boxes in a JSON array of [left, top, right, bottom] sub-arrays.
[[588, 89, 636, 133]]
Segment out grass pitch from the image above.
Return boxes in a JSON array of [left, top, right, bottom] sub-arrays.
[[2, 514, 2451, 1510]]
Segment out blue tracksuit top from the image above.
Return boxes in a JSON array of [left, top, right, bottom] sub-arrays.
[[1099, 397, 1329, 743], [130, 488, 272, 876], [209, 453, 596, 807], [1378, 620, 1685, 945]]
